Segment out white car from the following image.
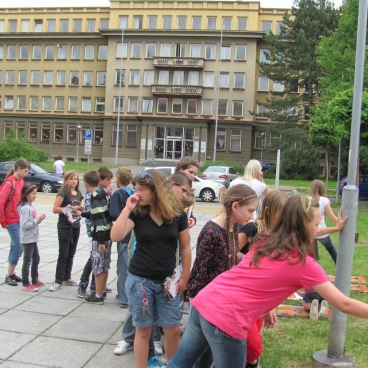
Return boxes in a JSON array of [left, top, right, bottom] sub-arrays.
[[144, 166, 225, 202]]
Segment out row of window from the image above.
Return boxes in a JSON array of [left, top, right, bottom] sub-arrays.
[[0, 18, 109, 33], [256, 105, 302, 119]]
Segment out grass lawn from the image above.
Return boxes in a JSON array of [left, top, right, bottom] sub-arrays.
[[261, 213, 368, 368], [264, 178, 339, 190]]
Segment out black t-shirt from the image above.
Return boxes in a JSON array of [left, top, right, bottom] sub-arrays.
[[57, 188, 84, 228], [239, 221, 258, 254], [128, 209, 188, 280]]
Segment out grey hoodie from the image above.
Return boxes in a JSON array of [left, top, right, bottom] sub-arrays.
[[18, 203, 40, 244]]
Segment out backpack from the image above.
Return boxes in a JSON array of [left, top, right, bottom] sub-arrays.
[[0, 179, 16, 209]]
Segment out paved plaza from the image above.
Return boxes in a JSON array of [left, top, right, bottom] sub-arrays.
[[0, 193, 221, 368]]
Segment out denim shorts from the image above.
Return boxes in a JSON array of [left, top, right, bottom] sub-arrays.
[[7, 222, 23, 266], [91, 240, 112, 275], [303, 292, 324, 303], [125, 273, 181, 328]]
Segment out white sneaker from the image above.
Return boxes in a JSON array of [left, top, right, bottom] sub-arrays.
[[113, 340, 133, 355], [318, 300, 329, 320], [63, 279, 78, 286], [154, 341, 163, 355], [49, 283, 62, 292], [310, 299, 319, 321]]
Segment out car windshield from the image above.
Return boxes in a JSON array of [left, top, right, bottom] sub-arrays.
[[30, 163, 49, 174], [206, 167, 226, 173]]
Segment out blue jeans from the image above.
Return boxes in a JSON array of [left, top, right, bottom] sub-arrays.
[[117, 241, 129, 304], [317, 236, 337, 264], [7, 222, 23, 266], [168, 307, 246, 368]]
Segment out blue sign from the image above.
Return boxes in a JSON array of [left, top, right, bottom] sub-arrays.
[[85, 129, 92, 140]]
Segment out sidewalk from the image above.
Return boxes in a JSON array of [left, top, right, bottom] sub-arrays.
[[0, 198, 221, 368]]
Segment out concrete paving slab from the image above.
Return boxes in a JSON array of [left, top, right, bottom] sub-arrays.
[[84, 344, 136, 368], [0, 361, 47, 368], [107, 327, 123, 345], [39, 287, 83, 300], [9, 336, 101, 368], [68, 302, 127, 323], [0, 331, 36, 360], [0, 291, 35, 309]]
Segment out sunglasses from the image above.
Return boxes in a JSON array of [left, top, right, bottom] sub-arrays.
[[136, 171, 152, 179]]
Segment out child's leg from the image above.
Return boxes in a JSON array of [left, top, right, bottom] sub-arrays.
[[95, 271, 108, 296], [93, 240, 112, 296], [7, 222, 23, 278], [31, 243, 40, 284], [116, 241, 129, 304], [21, 243, 34, 286], [64, 227, 80, 281], [80, 253, 92, 286], [246, 319, 263, 365], [135, 326, 152, 368], [318, 236, 337, 264], [55, 227, 72, 284]]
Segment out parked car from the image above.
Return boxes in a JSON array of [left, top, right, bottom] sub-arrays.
[[145, 166, 225, 202], [339, 174, 368, 197], [200, 166, 238, 188], [0, 161, 63, 193]]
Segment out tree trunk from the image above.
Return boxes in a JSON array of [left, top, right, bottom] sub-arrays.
[[325, 149, 329, 190]]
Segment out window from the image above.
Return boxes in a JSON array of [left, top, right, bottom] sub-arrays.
[[172, 98, 183, 114], [115, 69, 125, 85], [259, 76, 269, 91], [290, 79, 299, 93], [45, 45, 54, 59], [237, 17, 247, 31], [97, 71, 106, 86], [0, 20, 4, 32], [143, 70, 154, 85], [262, 21, 272, 34], [133, 16, 142, 29], [41, 124, 50, 143], [119, 16, 128, 29], [47, 19, 56, 32], [270, 131, 281, 145], [73, 19, 82, 32], [222, 17, 232, 30], [29, 123, 38, 142], [254, 131, 266, 148], [177, 16, 187, 29], [191, 16, 201, 30], [205, 44, 216, 60], [67, 125, 77, 143], [203, 71, 214, 87], [163, 16, 172, 30], [83, 71, 92, 86], [0, 70, 2, 84], [235, 45, 246, 60], [160, 43, 171, 57], [157, 98, 168, 114], [85, 45, 94, 59], [34, 20, 43, 32], [87, 19, 95, 32], [55, 96, 64, 111], [218, 100, 228, 116], [21, 20, 30, 32], [0, 45, 3, 59], [131, 43, 142, 58], [69, 97, 78, 111], [16, 122, 25, 139], [129, 70, 139, 86], [71, 45, 81, 60], [146, 43, 156, 58], [234, 72, 245, 88], [202, 100, 212, 115], [98, 45, 108, 60], [9, 20, 17, 32], [274, 81, 284, 92], [5, 96, 14, 109], [232, 101, 243, 117], [6, 70, 14, 85], [288, 106, 298, 117], [20, 45, 28, 60], [94, 126, 103, 144], [100, 19, 109, 29], [277, 22, 285, 35], [175, 43, 186, 57], [70, 71, 79, 86], [82, 97, 91, 112], [158, 70, 169, 85], [219, 72, 229, 88], [95, 98, 105, 112], [31, 70, 40, 85], [30, 96, 39, 110], [230, 129, 241, 151], [18, 70, 27, 85], [32, 45, 41, 59], [257, 104, 268, 118], [114, 97, 124, 112], [126, 125, 137, 147], [173, 71, 184, 85], [7, 45, 16, 59], [221, 45, 231, 60], [216, 129, 225, 151], [57, 70, 66, 85], [54, 124, 63, 143], [143, 98, 153, 113], [112, 123, 122, 146], [188, 71, 199, 86], [60, 19, 69, 32], [187, 99, 197, 115], [43, 96, 52, 111], [260, 49, 270, 63], [117, 42, 127, 58], [128, 97, 138, 112], [207, 17, 216, 30], [190, 44, 201, 58], [58, 45, 67, 59], [43, 70, 53, 86], [17, 95, 26, 110], [148, 16, 157, 29]]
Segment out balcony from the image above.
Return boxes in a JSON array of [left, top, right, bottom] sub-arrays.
[[151, 85, 203, 96], [153, 57, 204, 68]]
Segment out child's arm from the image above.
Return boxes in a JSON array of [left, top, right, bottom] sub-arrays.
[[325, 202, 338, 224], [177, 228, 191, 294], [20, 207, 42, 230], [53, 194, 65, 214], [316, 208, 347, 236]]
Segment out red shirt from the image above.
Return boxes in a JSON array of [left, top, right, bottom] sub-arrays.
[[0, 175, 24, 227]]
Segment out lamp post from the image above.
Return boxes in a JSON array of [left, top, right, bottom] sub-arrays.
[[76, 124, 81, 163], [260, 132, 265, 165]]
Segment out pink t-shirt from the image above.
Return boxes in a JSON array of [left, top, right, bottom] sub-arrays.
[[192, 248, 329, 340]]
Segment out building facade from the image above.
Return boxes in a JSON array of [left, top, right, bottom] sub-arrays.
[[0, 1, 287, 165]]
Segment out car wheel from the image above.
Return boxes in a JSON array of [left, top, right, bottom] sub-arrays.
[[41, 181, 54, 193], [200, 188, 215, 202]]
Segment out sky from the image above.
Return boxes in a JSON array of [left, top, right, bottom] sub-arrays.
[[4, 0, 343, 9]]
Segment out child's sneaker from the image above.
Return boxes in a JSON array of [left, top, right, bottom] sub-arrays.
[[63, 279, 78, 286], [113, 340, 133, 355], [32, 280, 45, 287], [76, 283, 87, 298], [154, 341, 163, 355], [83, 293, 104, 305], [22, 284, 38, 292], [310, 299, 319, 321], [49, 283, 62, 292], [11, 273, 22, 282], [318, 300, 329, 320], [147, 355, 166, 368]]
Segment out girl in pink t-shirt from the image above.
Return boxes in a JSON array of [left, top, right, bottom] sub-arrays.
[[167, 195, 366, 368]]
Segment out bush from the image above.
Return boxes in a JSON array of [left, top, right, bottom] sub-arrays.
[[200, 160, 245, 176], [0, 130, 49, 162]]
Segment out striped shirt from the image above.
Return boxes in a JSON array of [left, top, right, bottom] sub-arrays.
[[90, 190, 112, 244]]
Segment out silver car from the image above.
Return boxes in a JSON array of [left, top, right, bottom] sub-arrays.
[[200, 166, 239, 188]]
